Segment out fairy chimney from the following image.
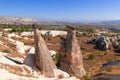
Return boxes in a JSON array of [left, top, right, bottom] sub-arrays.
[[33, 23, 57, 77], [59, 25, 86, 77]]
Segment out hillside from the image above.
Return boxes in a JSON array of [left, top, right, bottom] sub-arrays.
[[0, 16, 38, 24]]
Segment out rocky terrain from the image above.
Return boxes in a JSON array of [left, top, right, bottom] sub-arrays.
[[0, 24, 120, 80]]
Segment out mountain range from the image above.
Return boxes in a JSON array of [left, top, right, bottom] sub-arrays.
[[0, 16, 120, 25]]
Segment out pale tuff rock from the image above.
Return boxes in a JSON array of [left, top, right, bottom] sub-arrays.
[[20, 30, 67, 37], [59, 25, 86, 77], [5, 37, 32, 54], [21, 32, 34, 37], [6, 37, 16, 43], [0, 41, 3, 45], [42, 30, 67, 37], [54, 69, 70, 78], [15, 41, 25, 54], [33, 23, 57, 77], [7, 33, 20, 38], [3, 37, 25, 54]]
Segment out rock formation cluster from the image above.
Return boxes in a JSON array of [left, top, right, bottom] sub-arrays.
[[87, 35, 120, 52], [24, 24, 86, 78]]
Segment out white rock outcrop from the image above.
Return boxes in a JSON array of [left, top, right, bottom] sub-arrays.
[[15, 41, 25, 54], [41, 30, 67, 37], [54, 69, 70, 78], [20, 30, 67, 37], [6, 38, 31, 54], [7, 33, 19, 38], [21, 32, 34, 36], [49, 50, 56, 58]]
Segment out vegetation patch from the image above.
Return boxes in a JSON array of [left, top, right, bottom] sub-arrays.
[[2, 49, 10, 53], [54, 51, 60, 64], [104, 51, 108, 55], [81, 47, 86, 51], [84, 75, 90, 80], [88, 54, 95, 60]]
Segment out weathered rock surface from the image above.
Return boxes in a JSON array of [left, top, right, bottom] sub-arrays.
[[88, 36, 111, 51], [96, 36, 107, 50], [24, 47, 35, 68], [15, 41, 25, 54], [33, 24, 57, 77], [59, 25, 86, 77]]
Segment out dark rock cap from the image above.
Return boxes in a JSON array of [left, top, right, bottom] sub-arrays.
[[32, 23, 38, 29], [66, 25, 75, 30]]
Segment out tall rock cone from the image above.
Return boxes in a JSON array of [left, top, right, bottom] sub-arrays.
[[59, 25, 86, 77], [33, 23, 57, 77]]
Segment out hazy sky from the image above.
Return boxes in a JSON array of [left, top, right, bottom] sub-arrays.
[[0, 0, 120, 22]]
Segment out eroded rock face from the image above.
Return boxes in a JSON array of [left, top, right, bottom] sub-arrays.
[[15, 41, 25, 54], [96, 36, 111, 51], [33, 24, 57, 77], [59, 25, 86, 77]]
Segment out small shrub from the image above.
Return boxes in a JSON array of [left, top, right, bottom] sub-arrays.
[[106, 67, 112, 72], [84, 75, 90, 80], [82, 33, 87, 36], [41, 34, 44, 37], [2, 49, 10, 53], [10, 28, 17, 32], [81, 47, 86, 51], [75, 32, 79, 37], [104, 52, 108, 55], [88, 54, 95, 60], [54, 52, 60, 62], [47, 37, 51, 41], [108, 59, 112, 63]]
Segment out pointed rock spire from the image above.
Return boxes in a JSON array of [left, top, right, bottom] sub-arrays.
[[33, 23, 57, 77], [59, 25, 86, 77]]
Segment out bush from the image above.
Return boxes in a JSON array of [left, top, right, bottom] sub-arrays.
[[106, 67, 112, 72], [11, 28, 17, 32], [81, 47, 86, 51], [104, 52, 108, 55], [88, 54, 95, 60], [75, 32, 79, 37], [84, 75, 90, 80], [54, 52, 60, 62], [47, 37, 51, 41], [2, 49, 10, 53], [41, 34, 44, 37]]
